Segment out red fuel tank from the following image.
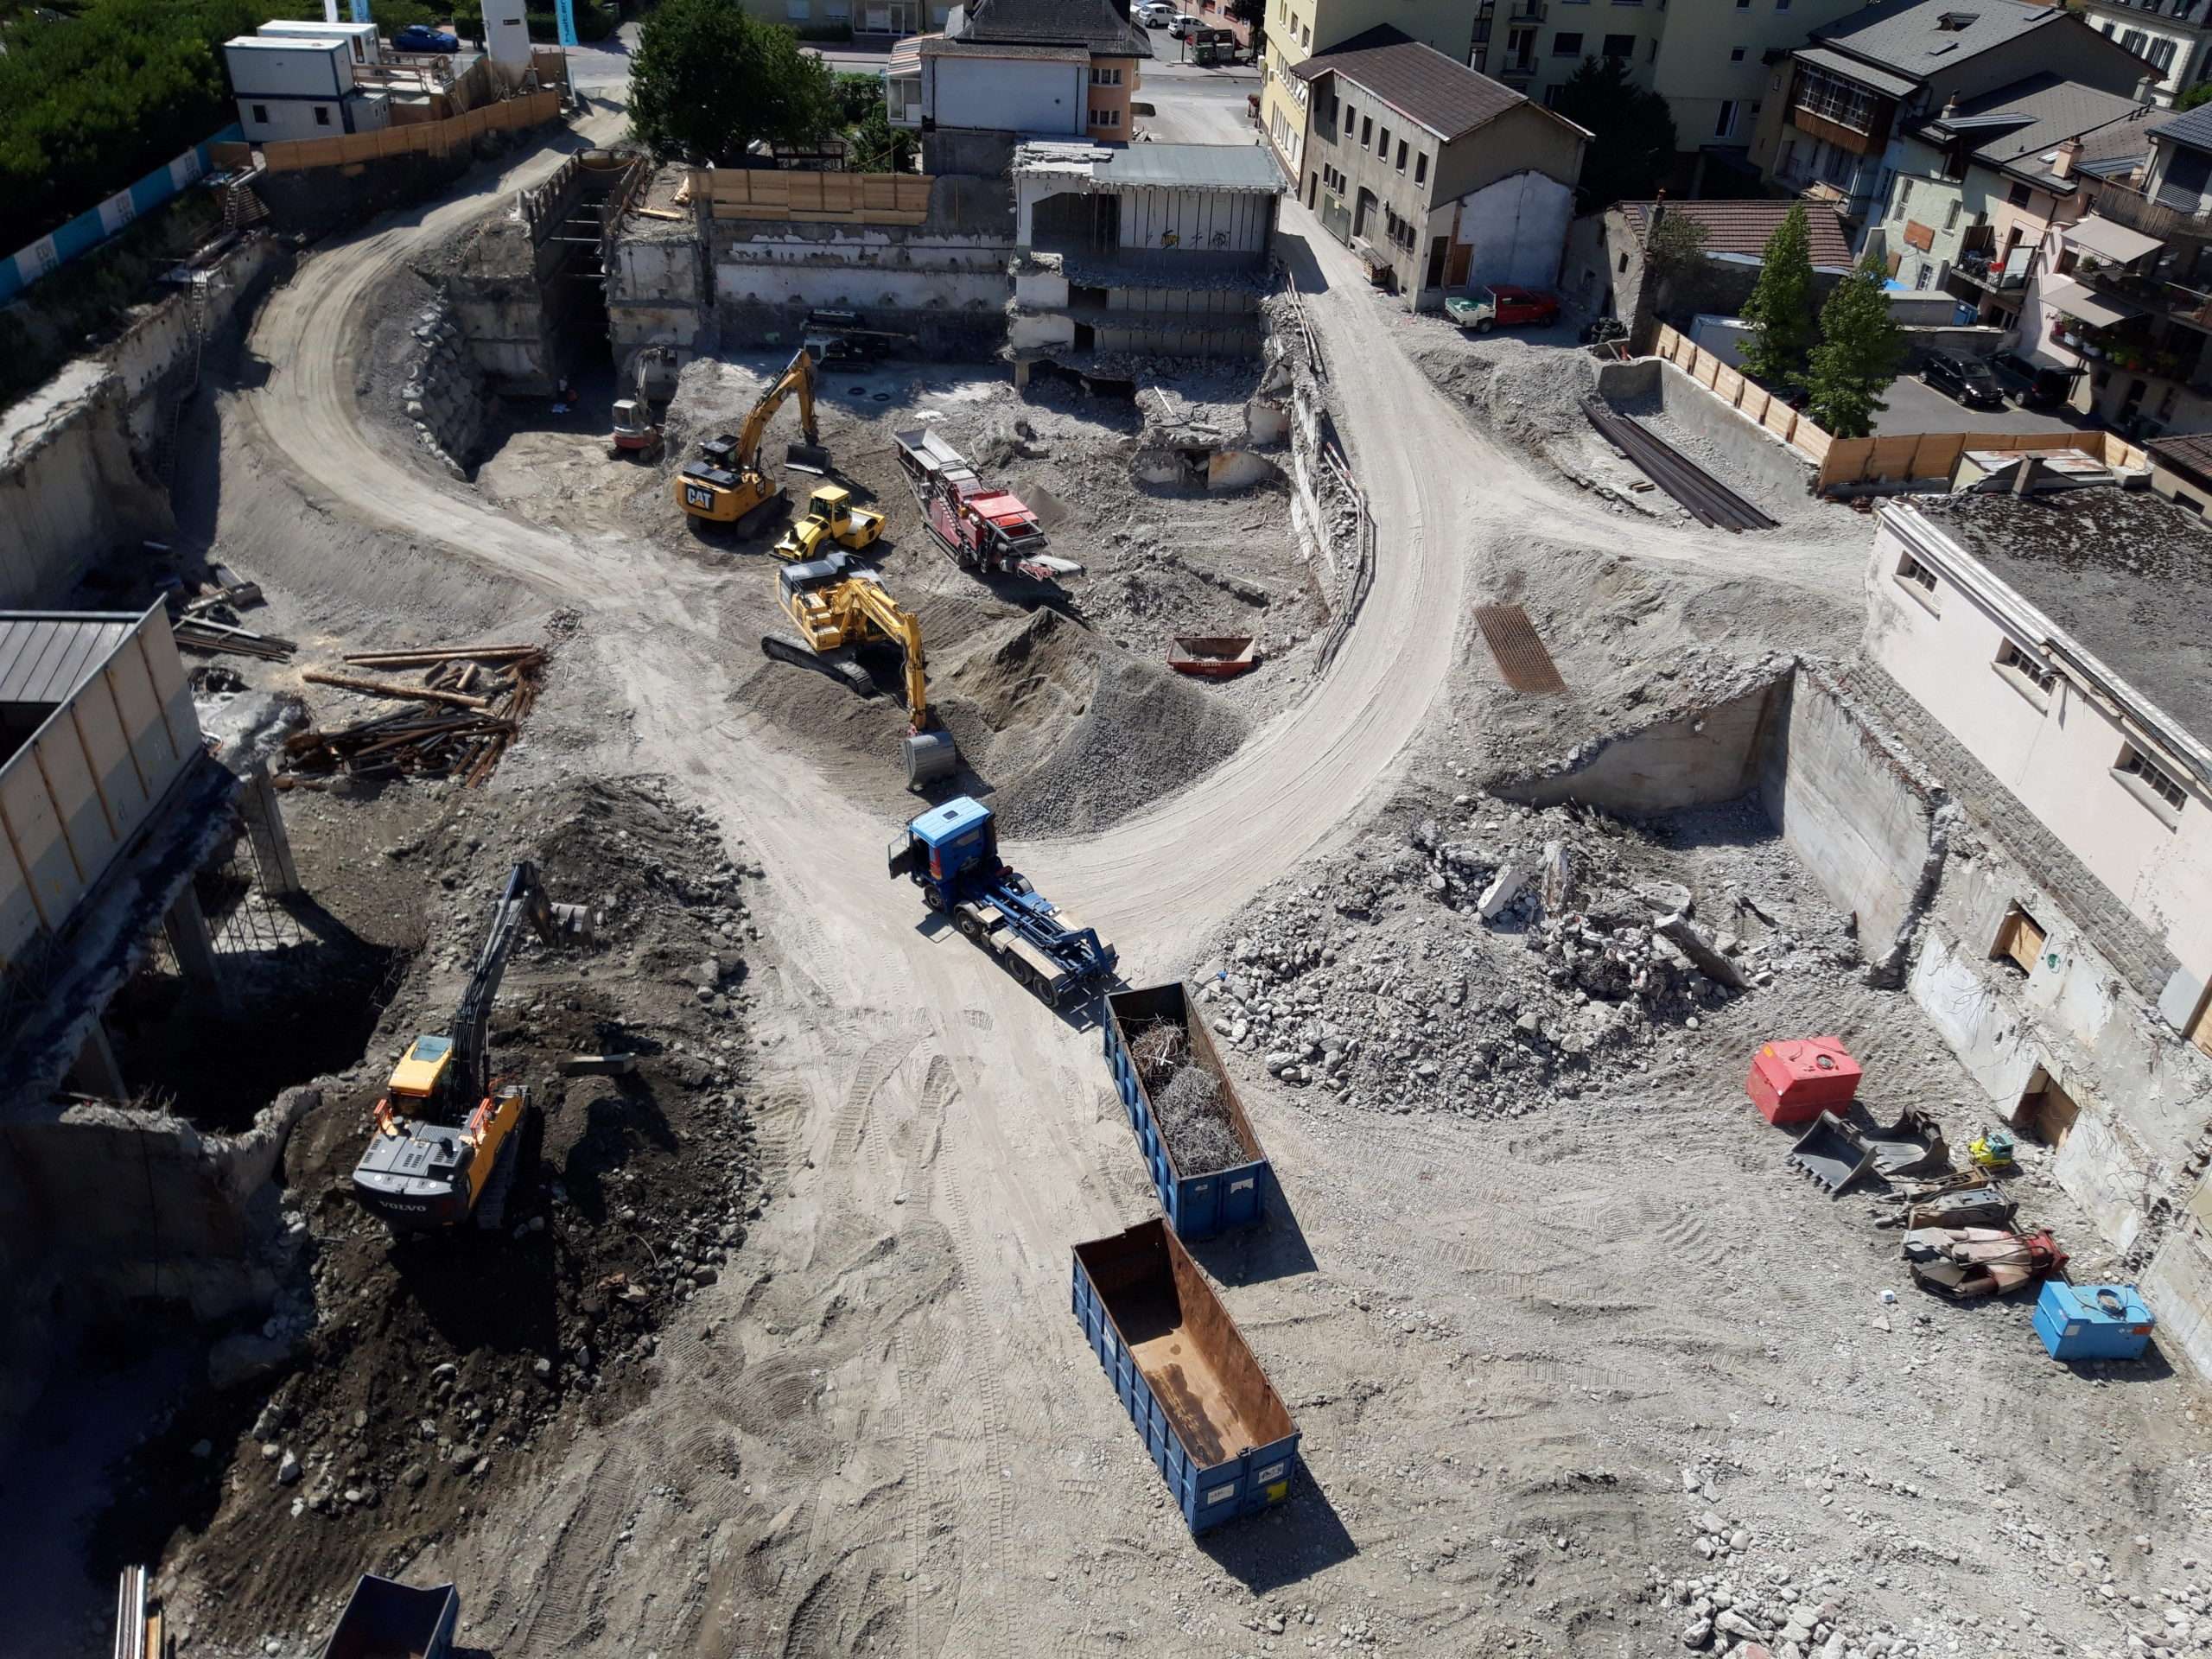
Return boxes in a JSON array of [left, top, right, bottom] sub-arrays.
[[1747, 1036, 1861, 1127]]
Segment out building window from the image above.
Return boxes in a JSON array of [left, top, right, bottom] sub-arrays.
[[1793, 65, 1878, 134], [1894, 550, 1939, 602], [1618, 250, 1629, 271], [314, 105, 331, 125], [1604, 32, 1633, 54], [2008, 181, 2031, 208], [1554, 30, 1584, 54], [1730, 45, 1745, 59], [1993, 904, 2046, 975], [1301, 22, 1309, 44], [1714, 99, 1738, 137], [1777, 0, 1790, 10], [1647, 35, 1658, 59], [251, 103, 270, 124], [1395, 138, 1408, 170], [1362, 115, 1373, 145], [1090, 65, 1122, 85], [1994, 639, 2057, 701], [787, 0, 809, 16], [2152, 36, 2177, 71], [1892, 176, 1912, 217], [1090, 105, 1122, 127], [1379, 124, 1390, 156], [1913, 263, 1931, 289], [2117, 743, 2189, 814], [1414, 152, 1427, 183]]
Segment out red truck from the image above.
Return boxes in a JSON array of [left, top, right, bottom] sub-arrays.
[[1445, 284, 1561, 334]]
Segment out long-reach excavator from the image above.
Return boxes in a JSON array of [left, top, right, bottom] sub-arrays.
[[762, 552, 960, 786], [352, 861, 594, 1233], [673, 346, 832, 531]]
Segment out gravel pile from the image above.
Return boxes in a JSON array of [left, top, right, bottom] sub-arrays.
[[987, 648, 1249, 836], [1202, 796, 1860, 1121]]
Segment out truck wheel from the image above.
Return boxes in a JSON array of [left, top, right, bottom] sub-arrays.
[[1474, 318, 1494, 334]]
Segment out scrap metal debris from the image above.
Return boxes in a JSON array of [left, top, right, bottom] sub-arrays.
[[1129, 1017, 1244, 1176], [284, 644, 543, 785]]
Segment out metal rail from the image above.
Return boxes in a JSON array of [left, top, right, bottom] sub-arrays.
[[1581, 396, 1779, 533]]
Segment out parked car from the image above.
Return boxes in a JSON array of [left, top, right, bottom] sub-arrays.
[[1445, 283, 1560, 333], [393, 22, 460, 51], [1921, 351, 2005, 410], [1988, 351, 2076, 409], [1135, 1, 1176, 22], [1166, 13, 1201, 36]]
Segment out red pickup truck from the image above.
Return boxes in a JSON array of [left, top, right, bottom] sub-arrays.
[[1446, 284, 1561, 333]]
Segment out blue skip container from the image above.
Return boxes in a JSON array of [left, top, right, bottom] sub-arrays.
[[1071, 1218, 1301, 1533], [1103, 983, 1273, 1241], [2033, 1282, 2155, 1362]]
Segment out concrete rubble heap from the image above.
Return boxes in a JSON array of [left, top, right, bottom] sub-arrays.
[[1204, 798, 1859, 1118]]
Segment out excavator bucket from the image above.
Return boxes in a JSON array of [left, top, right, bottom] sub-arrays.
[[1787, 1111, 1878, 1199], [785, 441, 831, 477], [902, 730, 958, 789], [549, 901, 595, 945]]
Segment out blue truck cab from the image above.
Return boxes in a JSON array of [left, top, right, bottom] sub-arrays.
[[888, 796, 1116, 1002]]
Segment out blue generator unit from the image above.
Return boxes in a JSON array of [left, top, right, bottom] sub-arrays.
[[2033, 1282, 2155, 1362]]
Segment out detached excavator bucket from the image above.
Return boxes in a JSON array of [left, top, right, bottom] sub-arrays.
[[1787, 1111, 1879, 1199], [550, 901, 595, 945], [786, 441, 832, 476]]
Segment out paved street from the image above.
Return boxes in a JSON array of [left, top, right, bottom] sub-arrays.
[[1874, 369, 2092, 438]]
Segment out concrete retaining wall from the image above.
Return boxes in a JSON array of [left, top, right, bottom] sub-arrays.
[[1501, 681, 1778, 815], [0, 1084, 315, 1446], [1757, 666, 1940, 961], [0, 236, 286, 604], [1648, 359, 1814, 505]]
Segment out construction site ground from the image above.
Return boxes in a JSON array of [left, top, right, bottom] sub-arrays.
[[11, 119, 2212, 1659]]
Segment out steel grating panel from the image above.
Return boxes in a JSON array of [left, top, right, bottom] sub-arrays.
[[1474, 604, 1567, 695]]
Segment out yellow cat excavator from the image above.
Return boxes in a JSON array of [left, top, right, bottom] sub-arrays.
[[351, 861, 593, 1233], [762, 552, 959, 786], [673, 346, 831, 531]]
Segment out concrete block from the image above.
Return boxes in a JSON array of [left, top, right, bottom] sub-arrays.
[[2158, 967, 2206, 1034]]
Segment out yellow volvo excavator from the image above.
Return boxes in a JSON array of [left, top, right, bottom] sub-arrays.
[[762, 553, 959, 786], [351, 861, 593, 1232], [674, 346, 832, 531]]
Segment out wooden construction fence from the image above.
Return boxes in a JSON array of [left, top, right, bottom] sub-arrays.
[[245, 91, 562, 175], [705, 168, 932, 226], [1649, 323, 2149, 492], [1651, 324, 1832, 467], [1815, 427, 2151, 489]]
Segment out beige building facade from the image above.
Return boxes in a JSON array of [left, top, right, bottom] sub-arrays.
[[1257, 1, 1476, 178]]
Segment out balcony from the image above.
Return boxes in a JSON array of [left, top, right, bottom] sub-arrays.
[[2084, 175, 2212, 247], [1505, 1, 1547, 20], [1497, 56, 1538, 80], [2075, 255, 2212, 333], [1948, 250, 2026, 294]]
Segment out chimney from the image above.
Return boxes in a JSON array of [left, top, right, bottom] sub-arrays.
[[1942, 90, 1960, 120], [2138, 73, 2160, 104], [2012, 454, 2044, 497], [2052, 136, 2082, 180]]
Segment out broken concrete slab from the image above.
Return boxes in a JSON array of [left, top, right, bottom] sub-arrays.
[[1655, 912, 1747, 990]]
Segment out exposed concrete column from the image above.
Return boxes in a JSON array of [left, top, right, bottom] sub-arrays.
[[239, 762, 300, 897], [67, 1021, 128, 1101], [164, 886, 235, 1015]]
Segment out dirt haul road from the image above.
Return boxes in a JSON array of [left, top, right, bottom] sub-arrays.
[[236, 145, 1866, 1655]]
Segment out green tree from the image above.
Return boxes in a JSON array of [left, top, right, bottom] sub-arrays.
[[1227, 0, 1263, 55], [1804, 251, 1905, 438], [1643, 207, 1707, 289], [1554, 54, 1677, 213], [1737, 200, 1818, 388], [629, 0, 838, 165], [847, 98, 916, 173], [2176, 81, 2212, 111]]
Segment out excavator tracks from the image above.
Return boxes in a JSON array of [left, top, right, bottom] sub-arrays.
[[760, 632, 874, 696]]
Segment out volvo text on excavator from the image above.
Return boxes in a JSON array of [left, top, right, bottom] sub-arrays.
[[352, 861, 594, 1232], [673, 346, 832, 531], [761, 552, 959, 786]]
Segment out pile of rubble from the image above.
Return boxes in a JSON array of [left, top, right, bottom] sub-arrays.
[[1203, 797, 1859, 1118], [398, 297, 491, 477]]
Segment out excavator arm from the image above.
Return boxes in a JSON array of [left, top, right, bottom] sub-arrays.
[[847, 579, 930, 734], [734, 346, 824, 476], [449, 861, 594, 1096]]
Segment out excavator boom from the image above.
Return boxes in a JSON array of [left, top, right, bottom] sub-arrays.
[[737, 346, 827, 477]]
